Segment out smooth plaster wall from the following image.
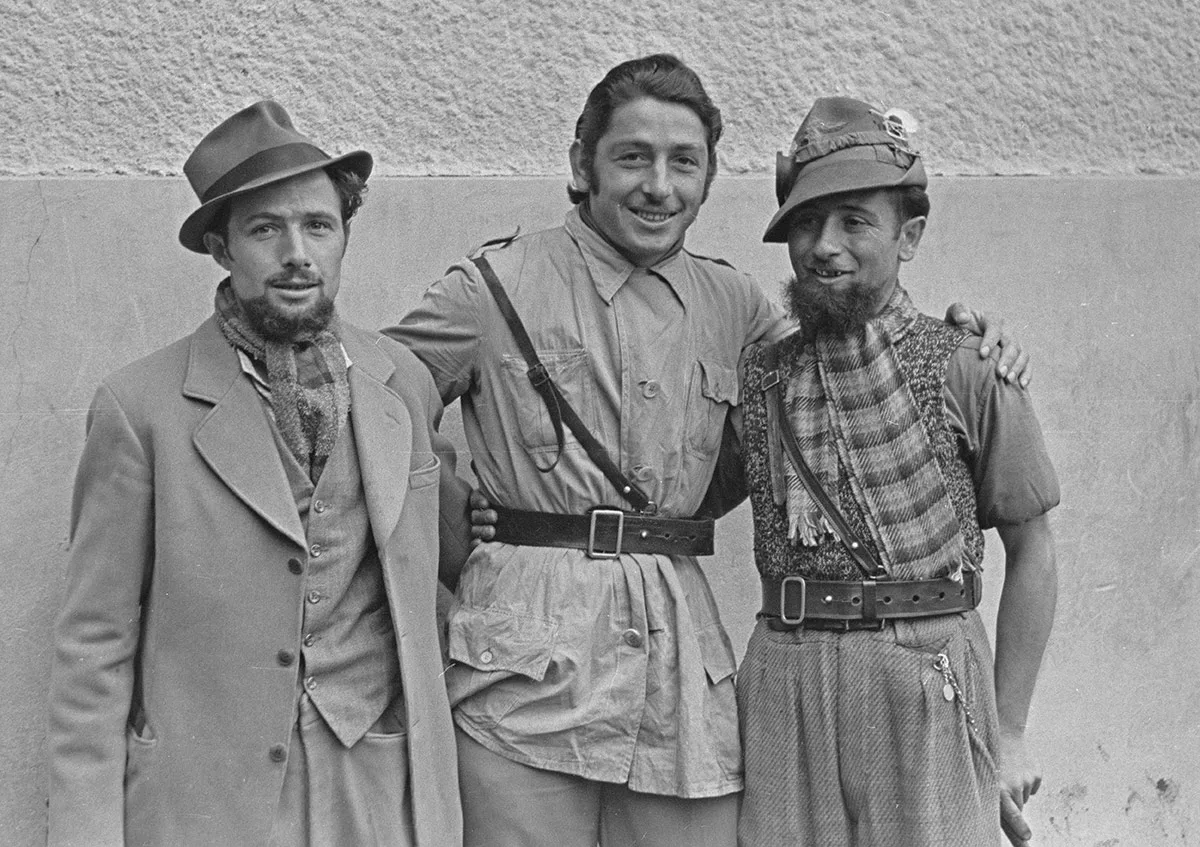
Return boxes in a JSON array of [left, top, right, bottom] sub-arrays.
[[3, 0, 1199, 178], [2, 174, 1197, 844]]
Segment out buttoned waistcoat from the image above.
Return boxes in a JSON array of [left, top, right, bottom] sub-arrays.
[[48, 316, 468, 847]]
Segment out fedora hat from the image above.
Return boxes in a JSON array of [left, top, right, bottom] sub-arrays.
[[179, 100, 372, 253], [763, 97, 926, 243]]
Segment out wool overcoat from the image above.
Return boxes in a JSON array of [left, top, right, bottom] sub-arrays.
[[47, 316, 469, 847]]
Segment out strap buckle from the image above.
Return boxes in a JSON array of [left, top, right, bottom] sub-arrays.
[[587, 509, 625, 559], [779, 575, 807, 626]]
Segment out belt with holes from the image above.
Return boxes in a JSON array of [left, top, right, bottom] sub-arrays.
[[760, 569, 983, 631], [491, 506, 714, 558]]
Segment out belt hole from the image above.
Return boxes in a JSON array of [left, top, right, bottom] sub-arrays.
[[882, 596, 892, 604], [958, 588, 966, 597], [912, 594, 921, 603], [850, 596, 861, 605]]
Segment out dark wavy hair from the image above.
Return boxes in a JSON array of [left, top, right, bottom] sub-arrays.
[[568, 54, 723, 204]]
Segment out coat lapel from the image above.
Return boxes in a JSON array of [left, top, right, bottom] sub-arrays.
[[343, 328, 414, 554], [185, 318, 307, 548]]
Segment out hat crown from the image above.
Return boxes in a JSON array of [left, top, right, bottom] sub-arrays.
[[788, 96, 916, 163], [183, 100, 324, 200]]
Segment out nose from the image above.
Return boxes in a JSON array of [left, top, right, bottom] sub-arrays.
[[279, 224, 312, 268], [812, 217, 842, 258], [642, 160, 671, 202]]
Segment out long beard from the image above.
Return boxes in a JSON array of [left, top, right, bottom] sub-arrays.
[[784, 274, 880, 341], [238, 273, 335, 343]]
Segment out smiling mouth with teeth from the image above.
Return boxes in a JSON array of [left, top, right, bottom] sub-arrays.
[[631, 209, 676, 223]]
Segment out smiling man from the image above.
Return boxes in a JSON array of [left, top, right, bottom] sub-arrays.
[[735, 97, 1059, 846], [47, 101, 469, 847], [389, 56, 1027, 847]]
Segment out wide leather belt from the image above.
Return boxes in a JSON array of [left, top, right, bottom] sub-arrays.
[[760, 570, 983, 631], [492, 506, 715, 558]]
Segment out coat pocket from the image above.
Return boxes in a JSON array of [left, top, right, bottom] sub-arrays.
[[447, 604, 558, 682], [685, 359, 740, 458]]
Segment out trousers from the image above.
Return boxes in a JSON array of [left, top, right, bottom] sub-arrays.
[[268, 693, 415, 846], [456, 729, 739, 847], [737, 611, 1001, 846]]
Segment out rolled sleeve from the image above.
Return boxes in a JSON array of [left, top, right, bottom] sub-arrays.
[[945, 339, 1060, 528]]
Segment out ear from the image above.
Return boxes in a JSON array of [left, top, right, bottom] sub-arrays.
[[897, 216, 926, 262], [568, 140, 591, 194], [203, 232, 234, 271]]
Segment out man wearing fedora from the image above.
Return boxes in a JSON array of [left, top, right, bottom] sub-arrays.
[[47, 101, 470, 847], [734, 97, 1059, 846]]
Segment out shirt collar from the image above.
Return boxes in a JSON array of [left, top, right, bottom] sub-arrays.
[[564, 205, 692, 310]]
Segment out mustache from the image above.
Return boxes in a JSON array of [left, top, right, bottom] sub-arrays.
[[266, 269, 323, 287]]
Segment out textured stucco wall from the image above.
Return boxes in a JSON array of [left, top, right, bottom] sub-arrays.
[[3, 0, 1200, 177]]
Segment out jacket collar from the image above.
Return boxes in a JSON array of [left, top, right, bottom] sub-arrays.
[[565, 205, 692, 311], [183, 315, 407, 549]]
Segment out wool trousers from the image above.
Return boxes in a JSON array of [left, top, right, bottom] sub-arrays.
[[456, 729, 740, 847], [268, 693, 415, 847], [737, 611, 1001, 847]]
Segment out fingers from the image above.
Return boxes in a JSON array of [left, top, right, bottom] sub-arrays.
[[945, 302, 973, 330], [978, 314, 1006, 359], [468, 488, 491, 510], [1000, 791, 1032, 846]]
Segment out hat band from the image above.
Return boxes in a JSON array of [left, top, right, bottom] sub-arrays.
[[200, 142, 330, 203]]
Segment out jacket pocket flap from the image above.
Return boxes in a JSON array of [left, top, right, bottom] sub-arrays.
[[448, 605, 558, 682], [698, 359, 740, 405]]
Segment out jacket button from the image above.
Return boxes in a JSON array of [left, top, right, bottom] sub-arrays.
[[479, 649, 494, 664], [277, 650, 295, 667], [641, 380, 661, 398], [622, 628, 643, 648], [268, 744, 287, 763], [287, 558, 303, 575]]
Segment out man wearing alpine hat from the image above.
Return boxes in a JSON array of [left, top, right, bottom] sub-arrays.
[[734, 96, 1059, 846], [47, 100, 470, 847]]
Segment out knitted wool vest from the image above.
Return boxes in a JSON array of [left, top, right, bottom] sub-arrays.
[[742, 314, 985, 581]]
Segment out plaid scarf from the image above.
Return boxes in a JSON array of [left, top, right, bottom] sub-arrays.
[[214, 280, 350, 482], [784, 285, 965, 579]]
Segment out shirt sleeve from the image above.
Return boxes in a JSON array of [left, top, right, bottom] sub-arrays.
[[741, 273, 794, 347], [381, 261, 483, 404], [944, 337, 1061, 528]]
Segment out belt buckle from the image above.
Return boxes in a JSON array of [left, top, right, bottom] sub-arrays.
[[779, 575, 807, 626], [588, 509, 625, 559]]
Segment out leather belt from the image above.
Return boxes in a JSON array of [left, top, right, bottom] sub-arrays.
[[760, 570, 983, 631], [492, 506, 715, 558]]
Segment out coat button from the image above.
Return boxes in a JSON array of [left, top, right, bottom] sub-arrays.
[[268, 744, 287, 763], [303, 633, 317, 647], [277, 650, 295, 667], [641, 380, 661, 399], [304, 676, 317, 691], [622, 628, 643, 648], [307, 590, 322, 604], [309, 543, 323, 558], [287, 558, 303, 575], [313, 499, 328, 514], [479, 649, 494, 665]]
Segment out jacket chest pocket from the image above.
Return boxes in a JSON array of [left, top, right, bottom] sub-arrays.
[[500, 348, 598, 455], [684, 359, 740, 458]]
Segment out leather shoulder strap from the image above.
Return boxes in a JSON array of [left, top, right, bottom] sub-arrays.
[[471, 255, 656, 513]]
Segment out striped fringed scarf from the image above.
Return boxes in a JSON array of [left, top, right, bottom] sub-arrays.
[[214, 280, 350, 482], [784, 285, 965, 580]]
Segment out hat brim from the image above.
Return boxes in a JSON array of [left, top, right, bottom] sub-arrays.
[[179, 149, 373, 254], [763, 152, 927, 243]]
